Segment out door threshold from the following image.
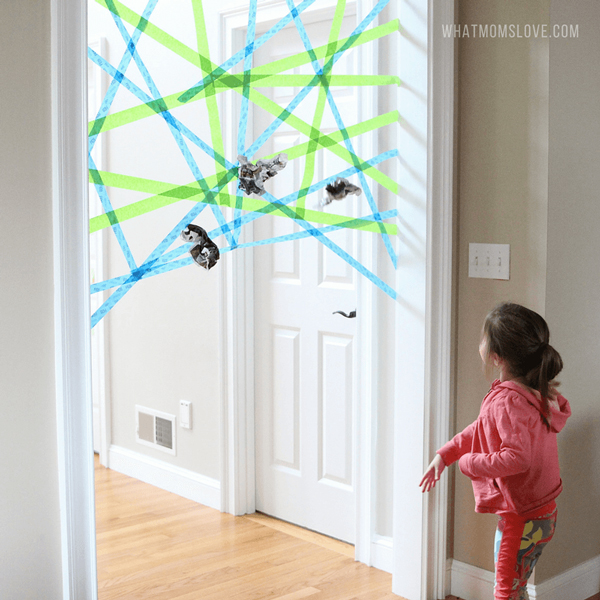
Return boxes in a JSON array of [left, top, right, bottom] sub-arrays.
[[242, 512, 355, 558]]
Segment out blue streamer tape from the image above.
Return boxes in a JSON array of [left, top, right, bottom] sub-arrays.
[[286, 0, 397, 268], [91, 209, 397, 295]]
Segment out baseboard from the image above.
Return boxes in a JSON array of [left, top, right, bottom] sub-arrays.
[[450, 555, 600, 600], [371, 535, 393, 573], [532, 555, 600, 600], [108, 445, 221, 510], [450, 559, 495, 599]]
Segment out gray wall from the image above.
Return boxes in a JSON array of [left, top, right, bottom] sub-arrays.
[[89, 0, 222, 478], [0, 2, 64, 598]]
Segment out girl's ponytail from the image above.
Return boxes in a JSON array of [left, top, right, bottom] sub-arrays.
[[483, 302, 563, 429], [523, 343, 563, 427]]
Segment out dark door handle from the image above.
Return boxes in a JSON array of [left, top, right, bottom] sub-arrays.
[[332, 309, 356, 319]]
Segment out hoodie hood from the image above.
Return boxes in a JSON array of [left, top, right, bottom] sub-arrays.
[[494, 380, 571, 433]]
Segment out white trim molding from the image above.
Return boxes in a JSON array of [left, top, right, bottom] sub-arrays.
[[219, 4, 257, 518], [371, 535, 394, 574], [532, 555, 600, 600], [450, 557, 600, 600], [51, 0, 97, 598], [424, 0, 456, 598], [393, 0, 455, 598], [219, 238, 256, 515], [109, 446, 221, 510], [354, 0, 378, 570], [449, 560, 495, 600]]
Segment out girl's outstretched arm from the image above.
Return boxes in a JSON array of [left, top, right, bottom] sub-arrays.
[[419, 454, 446, 493]]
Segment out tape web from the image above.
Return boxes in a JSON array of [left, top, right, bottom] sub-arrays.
[[89, 0, 400, 327]]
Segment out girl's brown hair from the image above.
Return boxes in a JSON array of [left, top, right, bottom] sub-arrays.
[[482, 302, 563, 428]]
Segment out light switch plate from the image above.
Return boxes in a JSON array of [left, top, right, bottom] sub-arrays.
[[179, 400, 192, 429], [469, 243, 510, 280]]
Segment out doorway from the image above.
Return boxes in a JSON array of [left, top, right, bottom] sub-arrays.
[[53, 0, 455, 598], [219, 0, 383, 553]]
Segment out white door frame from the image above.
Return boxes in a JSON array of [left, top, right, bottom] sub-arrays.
[[391, 0, 455, 598], [219, 8, 257, 518], [424, 1, 456, 596], [52, 0, 98, 598], [218, 0, 379, 564], [52, 0, 454, 597]]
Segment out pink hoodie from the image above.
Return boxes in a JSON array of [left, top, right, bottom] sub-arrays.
[[438, 380, 571, 515]]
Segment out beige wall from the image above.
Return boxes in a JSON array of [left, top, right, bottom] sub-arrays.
[[453, 0, 600, 584], [453, 0, 551, 573], [0, 2, 64, 598], [541, 0, 600, 580]]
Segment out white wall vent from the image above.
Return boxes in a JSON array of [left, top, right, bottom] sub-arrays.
[[135, 406, 177, 455]]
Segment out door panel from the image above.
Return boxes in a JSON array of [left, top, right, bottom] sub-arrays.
[[319, 333, 353, 487], [272, 327, 300, 470]]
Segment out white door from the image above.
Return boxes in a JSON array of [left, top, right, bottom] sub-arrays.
[[253, 12, 359, 543]]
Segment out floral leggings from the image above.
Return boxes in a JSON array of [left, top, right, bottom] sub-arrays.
[[494, 501, 557, 600]]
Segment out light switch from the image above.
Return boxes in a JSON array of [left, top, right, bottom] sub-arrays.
[[179, 400, 192, 429], [469, 243, 510, 280]]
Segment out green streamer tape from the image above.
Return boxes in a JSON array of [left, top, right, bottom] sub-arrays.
[[88, 110, 398, 233], [89, 169, 397, 235], [296, 0, 347, 217], [191, 0, 230, 208]]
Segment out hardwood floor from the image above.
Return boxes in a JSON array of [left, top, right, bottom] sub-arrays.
[[95, 457, 397, 599], [444, 589, 600, 600], [96, 459, 599, 600]]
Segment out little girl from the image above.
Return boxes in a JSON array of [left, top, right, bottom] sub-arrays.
[[420, 302, 571, 600]]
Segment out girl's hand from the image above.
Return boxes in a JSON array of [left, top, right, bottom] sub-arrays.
[[419, 454, 446, 493]]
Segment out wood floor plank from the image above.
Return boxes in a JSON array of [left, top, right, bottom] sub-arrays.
[[95, 457, 401, 599], [272, 587, 321, 600], [243, 513, 355, 558]]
